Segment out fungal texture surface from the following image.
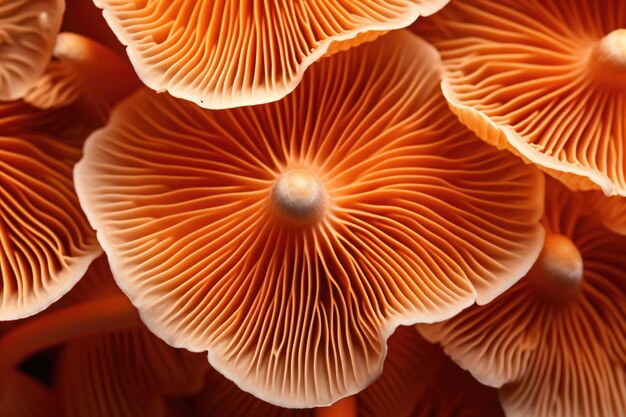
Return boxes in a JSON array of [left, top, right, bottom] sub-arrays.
[[93, 0, 450, 108], [0, 0, 64, 100], [0, 130, 100, 320], [419, 178, 626, 417], [75, 31, 544, 407], [417, 0, 626, 196]]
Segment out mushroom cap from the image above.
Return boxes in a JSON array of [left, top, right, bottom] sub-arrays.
[[0, 0, 64, 101], [75, 31, 544, 407], [414, 0, 626, 196], [24, 32, 140, 124], [418, 177, 626, 417], [93, 0, 450, 109], [0, 131, 101, 320]]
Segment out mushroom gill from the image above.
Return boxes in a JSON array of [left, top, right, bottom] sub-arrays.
[[93, 0, 450, 109], [193, 326, 444, 417], [178, 326, 503, 417], [23, 32, 140, 130], [0, 0, 64, 100], [418, 177, 626, 417], [75, 31, 544, 407], [414, 0, 626, 196], [0, 130, 100, 320]]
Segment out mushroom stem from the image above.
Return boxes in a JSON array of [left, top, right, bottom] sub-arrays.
[[272, 168, 327, 224], [315, 396, 357, 417], [0, 295, 140, 369], [528, 234, 583, 299], [589, 29, 626, 87]]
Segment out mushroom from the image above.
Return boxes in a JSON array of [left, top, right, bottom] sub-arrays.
[[0, 0, 64, 101], [0, 129, 101, 320], [93, 0, 450, 109], [418, 177, 626, 417], [0, 256, 208, 417], [75, 31, 544, 407], [24, 32, 140, 127], [413, 0, 626, 196]]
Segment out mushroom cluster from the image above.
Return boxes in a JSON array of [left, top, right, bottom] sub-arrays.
[[0, 0, 624, 416]]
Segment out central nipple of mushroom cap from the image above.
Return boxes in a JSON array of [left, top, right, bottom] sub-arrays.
[[589, 29, 626, 87], [272, 168, 326, 223], [531, 234, 584, 299]]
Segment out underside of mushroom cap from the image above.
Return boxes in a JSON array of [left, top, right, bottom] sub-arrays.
[[414, 0, 626, 196], [24, 32, 140, 125], [0, 131, 101, 320], [195, 326, 440, 417], [418, 178, 626, 417], [75, 31, 544, 407], [0, 0, 64, 101], [93, 0, 450, 109]]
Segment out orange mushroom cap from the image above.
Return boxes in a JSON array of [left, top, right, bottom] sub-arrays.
[[75, 31, 544, 407], [0, 0, 64, 101], [0, 130, 101, 320], [413, 0, 626, 196], [93, 0, 450, 109], [24, 32, 140, 126], [418, 177, 626, 417]]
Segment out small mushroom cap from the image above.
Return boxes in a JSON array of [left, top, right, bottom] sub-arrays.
[[93, 0, 450, 109], [414, 0, 626, 196], [75, 31, 544, 407], [24, 32, 140, 124], [418, 177, 626, 417], [0, 0, 64, 100]]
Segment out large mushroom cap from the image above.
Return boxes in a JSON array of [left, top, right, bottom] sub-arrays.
[[414, 0, 626, 196], [75, 31, 544, 407], [0, 0, 64, 101], [93, 0, 450, 109], [0, 130, 101, 320], [418, 177, 626, 417]]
